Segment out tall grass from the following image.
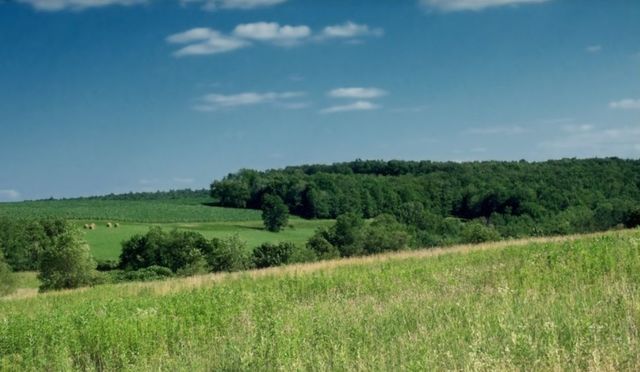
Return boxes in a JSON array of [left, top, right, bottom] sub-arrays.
[[1, 230, 639, 370]]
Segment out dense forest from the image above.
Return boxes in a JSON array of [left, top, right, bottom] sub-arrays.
[[211, 158, 640, 245]]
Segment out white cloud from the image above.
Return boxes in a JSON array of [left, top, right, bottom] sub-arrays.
[[233, 22, 311, 46], [180, 0, 286, 11], [320, 100, 380, 114], [167, 28, 249, 57], [420, 0, 551, 12], [320, 21, 383, 39], [16, 0, 146, 11], [609, 98, 640, 110], [328, 87, 388, 99], [562, 124, 593, 133], [194, 91, 306, 111], [585, 45, 602, 53], [463, 125, 528, 135], [0, 189, 21, 202]]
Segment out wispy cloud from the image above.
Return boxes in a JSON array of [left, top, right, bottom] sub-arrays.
[[180, 0, 287, 11], [328, 87, 387, 99], [585, 45, 602, 53], [232, 22, 311, 46], [463, 125, 528, 135], [16, 0, 146, 11], [167, 21, 382, 57], [540, 125, 640, 157], [420, 0, 552, 12], [0, 189, 21, 202], [320, 21, 384, 40], [609, 98, 640, 110], [167, 28, 249, 56], [320, 101, 379, 114], [194, 91, 306, 111]]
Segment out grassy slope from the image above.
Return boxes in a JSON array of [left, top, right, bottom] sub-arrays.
[[1, 230, 639, 370]]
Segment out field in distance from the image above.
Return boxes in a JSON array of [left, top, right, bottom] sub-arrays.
[[81, 218, 334, 261], [1, 229, 638, 370], [0, 197, 261, 223]]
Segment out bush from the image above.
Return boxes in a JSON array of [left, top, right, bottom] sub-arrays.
[[261, 194, 289, 232], [361, 214, 411, 254], [96, 259, 120, 271], [460, 221, 501, 244], [0, 247, 16, 296], [252, 242, 295, 268], [108, 266, 174, 283], [38, 224, 96, 292], [306, 232, 340, 260], [209, 235, 251, 272], [289, 244, 318, 264]]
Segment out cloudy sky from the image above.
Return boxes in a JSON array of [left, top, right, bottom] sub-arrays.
[[0, 0, 639, 200]]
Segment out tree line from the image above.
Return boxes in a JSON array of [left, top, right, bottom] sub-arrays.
[[212, 158, 640, 245]]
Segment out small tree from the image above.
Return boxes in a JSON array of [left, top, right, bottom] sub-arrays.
[[306, 232, 339, 260], [38, 224, 95, 292], [261, 194, 289, 232]]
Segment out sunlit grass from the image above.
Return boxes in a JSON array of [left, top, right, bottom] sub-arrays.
[[1, 230, 639, 370]]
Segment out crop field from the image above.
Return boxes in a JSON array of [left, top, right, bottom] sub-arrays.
[[1, 230, 638, 370], [79, 218, 334, 261], [0, 198, 261, 223]]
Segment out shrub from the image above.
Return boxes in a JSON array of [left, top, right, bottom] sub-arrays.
[[289, 244, 318, 264], [96, 259, 120, 271], [38, 224, 96, 292], [0, 247, 16, 296], [361, 214, 411, 254], [306, 232, 340, 260], [109, 266, 174, 283], [252, 242, 295, 269], [261, 194, 289, 232], [208, 235, 251, 272], [460, 221, 501, 244]]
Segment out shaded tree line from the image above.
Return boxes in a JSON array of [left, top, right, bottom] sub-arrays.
[[211, 158, 640, 243]]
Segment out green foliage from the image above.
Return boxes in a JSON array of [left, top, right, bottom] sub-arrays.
[[211, 158, 640, 239], [306, 232, 339, 260], [625, 207, 640, 228], [361, 214, 411, 254], [208, 235, 252, 272], [38, 223, 96, 292], [261, 194, 289, 232], [252, 242, 295, 268], [0, 247, 16, 296], [211, 179, 251, 208], [108, 266, 174, 283], [329, 212, 365, 257], [1, 231, 639, 370], [460, 220, 502, 244]]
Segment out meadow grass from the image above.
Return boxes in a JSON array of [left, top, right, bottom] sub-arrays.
[[1, 229, 639, 370], [79, 218, 333, 261]]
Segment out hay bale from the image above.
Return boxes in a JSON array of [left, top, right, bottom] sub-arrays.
[[114, 223, 120, 228], [107, 222, 112, 228], [84, 224, 89, 229], [90, 223, 96, 230]]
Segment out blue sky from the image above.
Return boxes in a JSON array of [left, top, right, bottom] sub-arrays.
[[0, 0, 639, 201]]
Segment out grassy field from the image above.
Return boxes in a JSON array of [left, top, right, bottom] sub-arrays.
[[0, 198, 332, 261], [0, 198, 261, 223], [80, 218, 334, 261], [1, 230, 638, 370]]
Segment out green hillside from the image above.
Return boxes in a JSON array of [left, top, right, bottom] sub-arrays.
[[2, 230, 638, 370]]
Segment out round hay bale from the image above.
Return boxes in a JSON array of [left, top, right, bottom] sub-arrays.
[[114, 223, 120, 228], [84, 224, 89, 229], [107, 222, 112, 228]]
